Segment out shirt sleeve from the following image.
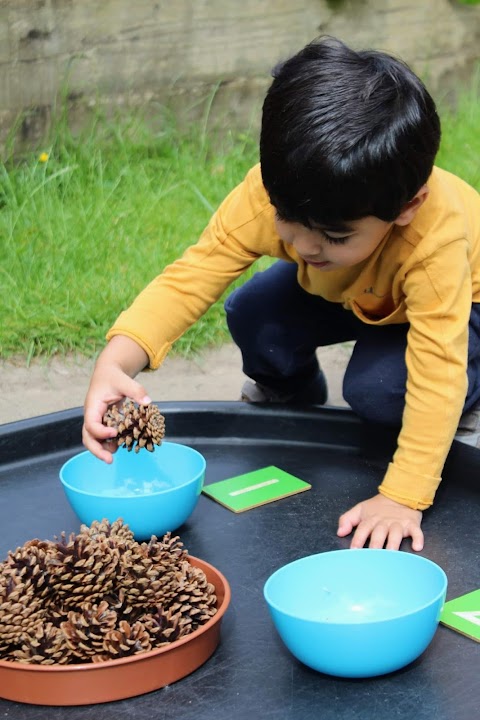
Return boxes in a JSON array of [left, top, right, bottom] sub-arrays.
[[378, 238, 471, 510], [106, 166, 277, 368]]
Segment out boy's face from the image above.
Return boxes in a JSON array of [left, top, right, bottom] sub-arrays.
[[274, 214, 393, 271]]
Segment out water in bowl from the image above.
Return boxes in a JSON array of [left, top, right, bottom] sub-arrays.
[[97, 475, 174, 497]]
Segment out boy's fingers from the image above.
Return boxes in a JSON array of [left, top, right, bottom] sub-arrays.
[[82, 413, 117, 443], [82, 413, 117, 460], [337, 504, 361, 537], [350, 521, 375, 548], [86, 421, 117, 438], [101, 439, 119, 454], [409, 525, 424, 552], [121, 378, 151, 406], [81, 428, 114, 463], [368, 523, 390, 549], [385, 524, 404, 550], [336, 517, 353, 537]]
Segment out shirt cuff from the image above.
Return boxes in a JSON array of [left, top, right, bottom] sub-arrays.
[[378, 462, 440, 511]]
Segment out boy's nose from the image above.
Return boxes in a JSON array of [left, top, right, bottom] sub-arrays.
[[292, 231, 323, 258]]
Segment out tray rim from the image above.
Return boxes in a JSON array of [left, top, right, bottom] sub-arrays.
[[0, 401, 478, 496], [0, 401, 372, 462]]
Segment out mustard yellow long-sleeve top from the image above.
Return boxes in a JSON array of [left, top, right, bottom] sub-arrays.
[[108, 164, 480, 511]]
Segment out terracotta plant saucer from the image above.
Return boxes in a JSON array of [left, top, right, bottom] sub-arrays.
[[0, 556, 231, 706]]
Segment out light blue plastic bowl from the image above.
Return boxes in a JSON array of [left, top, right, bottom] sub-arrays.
[[264, 549, 447, 678], [60, 442, 206, 540]]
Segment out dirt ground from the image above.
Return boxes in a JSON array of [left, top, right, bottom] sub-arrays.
[[0, 343, 352, 425]]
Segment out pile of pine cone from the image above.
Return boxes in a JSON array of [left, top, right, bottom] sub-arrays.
[[0, 520, 217, 665], [103, 401, 166, 453]]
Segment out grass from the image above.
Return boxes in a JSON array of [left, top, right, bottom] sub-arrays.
[[435, 74, 480, 188], [1, 79, 479, 363], [0, 110, 261, 361]]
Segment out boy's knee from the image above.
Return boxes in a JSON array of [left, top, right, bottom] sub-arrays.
[[343, 373, 405, 427], [225, 276, 273, 328], [224, 286, 252, 336], [224, 285, 246, 317], [225, 283, 268, 347]]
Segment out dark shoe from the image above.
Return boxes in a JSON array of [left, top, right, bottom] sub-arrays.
[[240, 372, 327, 405], [455, 407, 480, 448]]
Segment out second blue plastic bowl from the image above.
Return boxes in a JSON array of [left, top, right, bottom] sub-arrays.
[[264, 549, 447, 678]]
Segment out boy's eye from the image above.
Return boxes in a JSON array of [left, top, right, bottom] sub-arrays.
[[274, 210, 352, 245], [322, 231, 350, 245]]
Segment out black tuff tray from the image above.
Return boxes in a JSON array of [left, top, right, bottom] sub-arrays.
[[0, 402, 479, 720]]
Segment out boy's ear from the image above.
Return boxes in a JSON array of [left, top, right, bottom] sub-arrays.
[[394, 185, 429, 226]]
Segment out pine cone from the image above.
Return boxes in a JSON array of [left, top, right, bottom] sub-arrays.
[[48, 533, 120, 609], [167, 563, 218, 632], [3, 539, 52, 600], [0, 556, 48, 653], [81, 518, 135, 544], [61, 601, 118, 661], [12, 622, 72, 665], [102, 620, 152, 658], [142, 533, 188, 566], [115, 533, 188, 615], [115, 546, 176, 615], [80, 518, 136, 554], [103, 400, 165, 453], [140, 605, 189, 647]]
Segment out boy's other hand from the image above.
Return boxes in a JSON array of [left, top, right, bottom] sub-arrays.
[[337, 494, 424, 552]]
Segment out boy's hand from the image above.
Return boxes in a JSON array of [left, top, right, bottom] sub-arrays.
[[337, 494, 424, 551], [82, 336, 151, 463]]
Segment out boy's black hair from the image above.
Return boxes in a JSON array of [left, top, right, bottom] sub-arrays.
[[260, 36, 441, 226]]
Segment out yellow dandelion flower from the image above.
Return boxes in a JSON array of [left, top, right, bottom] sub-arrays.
[[38, 152, 49, 163]]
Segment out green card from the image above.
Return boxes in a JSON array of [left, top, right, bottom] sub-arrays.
[[202, 466, 311, 513], [440, 588, 480, 642]]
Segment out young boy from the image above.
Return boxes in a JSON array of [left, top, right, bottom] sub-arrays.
[[83, 37, 480, 552]]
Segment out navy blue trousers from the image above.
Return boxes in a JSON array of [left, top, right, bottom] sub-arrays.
[[225, 261, 480, 425]]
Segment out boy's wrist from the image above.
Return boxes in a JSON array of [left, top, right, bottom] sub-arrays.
[[96, 335, 149, 379]]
